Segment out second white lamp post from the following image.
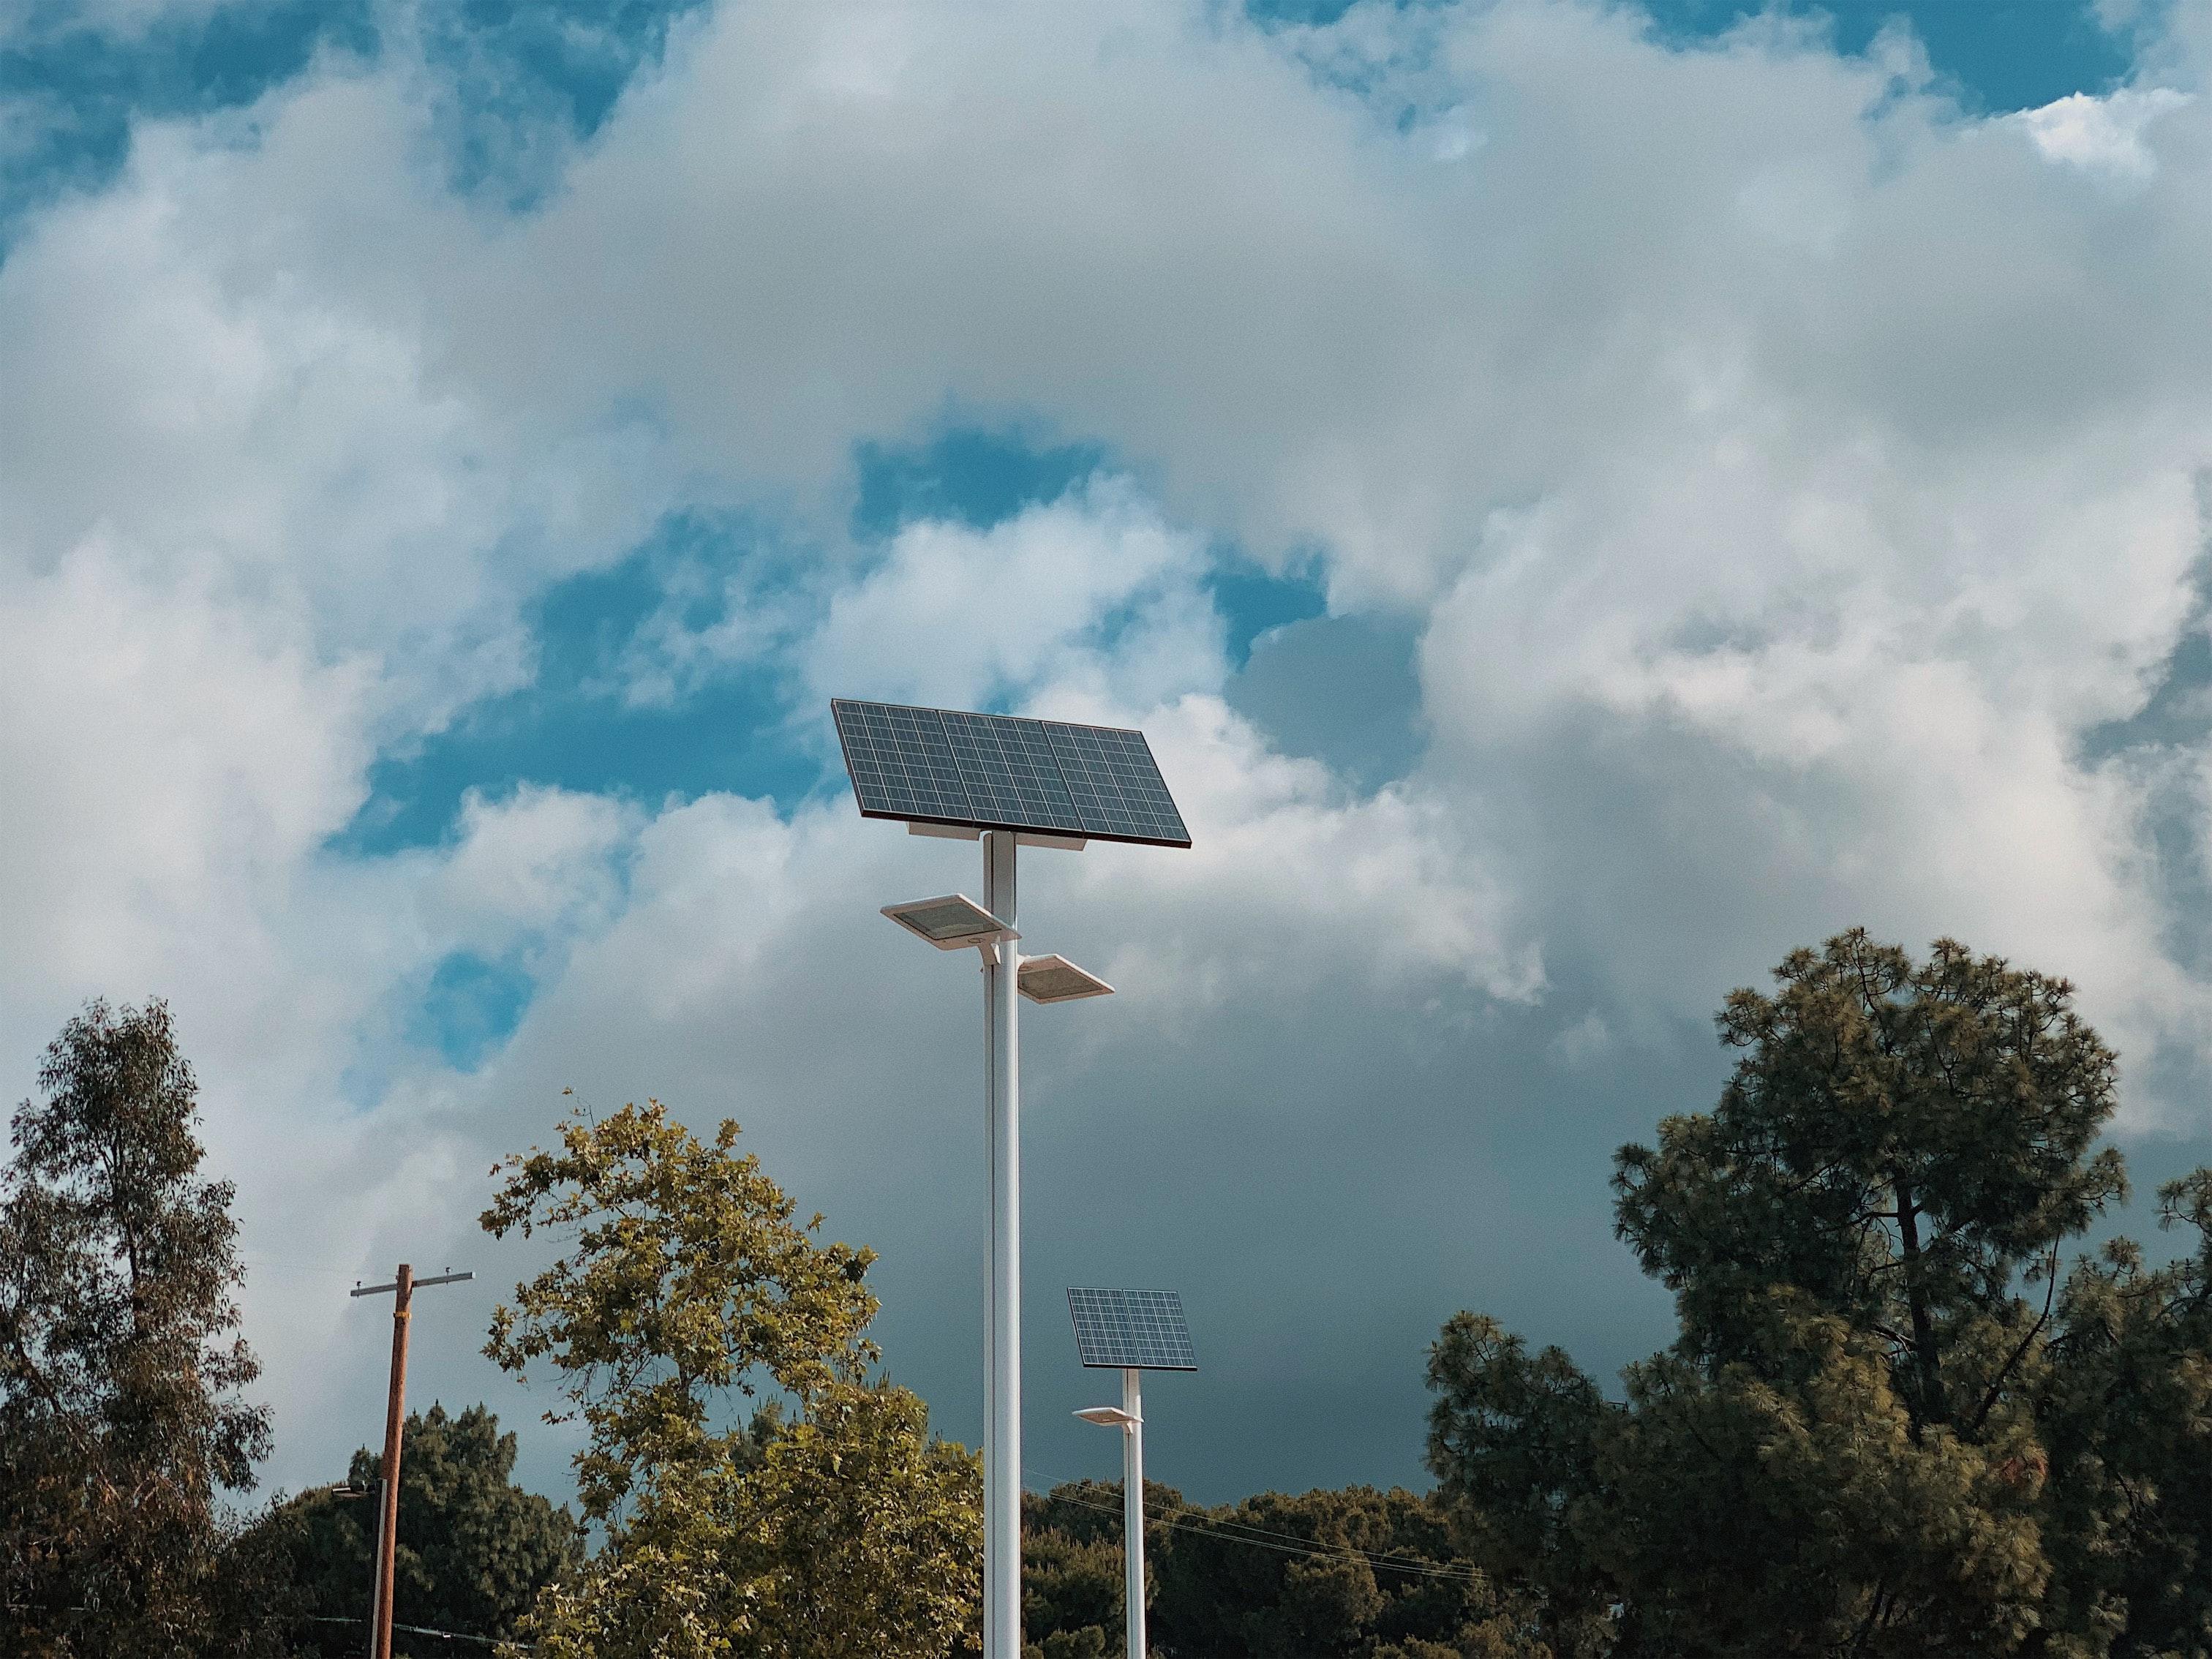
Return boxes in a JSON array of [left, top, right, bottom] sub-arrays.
[[1069, 1287, 1198, 1659], [1075, 1374, 1150, 1659]]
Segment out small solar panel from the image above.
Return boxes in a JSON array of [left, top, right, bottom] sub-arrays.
[[1067, 1287, 1197, 1372], [832, 700, 1192, 849]]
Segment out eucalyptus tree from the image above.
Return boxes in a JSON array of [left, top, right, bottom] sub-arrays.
[[0, 999, 273, 1657]]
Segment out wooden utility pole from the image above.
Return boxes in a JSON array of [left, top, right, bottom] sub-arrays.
[[350, 1264, 472, 1659]]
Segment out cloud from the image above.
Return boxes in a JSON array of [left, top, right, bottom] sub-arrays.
[[2016, 86, 2192, 179], [7, 0, 2212, 1500], [1, 0, 244, 47], [804, 478, 1219, 712]]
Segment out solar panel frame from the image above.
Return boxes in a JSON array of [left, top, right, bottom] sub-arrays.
[[1066, 1287, 1197, 1372], [832, 699, 1192, 849]]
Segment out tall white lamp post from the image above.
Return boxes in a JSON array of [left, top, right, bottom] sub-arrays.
[[1069, 1287, 1199, 1659], [834, 700, 1190, 1659]]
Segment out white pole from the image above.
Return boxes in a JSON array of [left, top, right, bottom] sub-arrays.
[[983, 831, 1022, 1659], [1123, 1368, 1146, 1659]]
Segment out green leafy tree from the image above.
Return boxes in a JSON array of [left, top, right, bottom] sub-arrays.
[[1613, 930, 2121, 1434], [1424, 1317, 1611, 1658], [0, 998, 274, 1658], [2036, 1170, 2212, 1658], [1021, 1478, 1538, 1658], [1427, 932, 2157, 1658], [248, 1402, 582, 1653], [1020, 1480, 1151, 1659], [1592, 1304, 2049, 1656], [481, 1096, 981, 1658]]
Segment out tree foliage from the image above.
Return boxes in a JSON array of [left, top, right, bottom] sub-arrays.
[[1426, 931, 2212, 1658], [481, 1097, 980, 1658], [0, 999, 274, 1658], [248, 1402, 582, 1653], [1021, 1478, 1542, 1659], [1613, 930, 2121, 1432]]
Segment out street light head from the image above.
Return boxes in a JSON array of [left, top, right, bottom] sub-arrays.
[[881, 894, 1020, 951], [1017, 955, 1113, 1004], [1075, 1406, 1140, 1428]]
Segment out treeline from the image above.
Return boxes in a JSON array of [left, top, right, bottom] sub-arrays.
[[1414, 932, 2212, 1657], [1023, 1480, 1521, 1658], [249, 1403, 582, 1654], [15, 930, 2212, 1656], [1022, 933, 2212, 1658]]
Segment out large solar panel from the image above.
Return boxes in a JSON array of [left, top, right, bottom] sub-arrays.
[[832, 700, 1191, 849], [1067, 1287, 1197, 1372]]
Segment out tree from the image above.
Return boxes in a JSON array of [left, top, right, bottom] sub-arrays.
[[0, 998, 274, 1657], [1613, 930, 2121, 1435], [1020, 1480, 1154, 1659], [248, 1402, 583, 1653], [1020, 1478, 1540, 1659], [1424, 1316, 1611, 1658], [2035, 1171, 2212, 1658], [1426, 932, 2164, 1657], [480, 1096, 981, 1658]]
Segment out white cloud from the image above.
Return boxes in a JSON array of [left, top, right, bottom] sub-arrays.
[[10, 0, 2212, 1494], [805, 479, 1219, 712], [2016, 86, 2192, 179]]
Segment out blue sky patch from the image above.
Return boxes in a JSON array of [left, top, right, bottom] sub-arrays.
[[1, 1, 2138, 261], [418, 0, 710, 205], [406, 949, 536, 1070], [852, 426, 1107, 538], [334, 428, 1382, 854], [0, 0, 709, 249], [333, 515, 823, 857], [1209, 560, 1329, 669], [1253, 0, 2134, 113], [1227, 610, 1424, 789]]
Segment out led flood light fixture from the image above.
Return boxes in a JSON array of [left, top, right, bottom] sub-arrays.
[[1069, 1287, 1198, 1659], [881, 894, 1020, 951], [835, 698, 1189, 1659], [1017, 954, 1113, 1004]]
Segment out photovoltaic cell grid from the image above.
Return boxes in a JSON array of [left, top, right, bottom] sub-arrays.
[[832, 700, 1192, 848], [1067, 1287, 1197, 1372]]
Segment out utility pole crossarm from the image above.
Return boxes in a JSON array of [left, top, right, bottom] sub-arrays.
[[352, 1270, 471, 1298]]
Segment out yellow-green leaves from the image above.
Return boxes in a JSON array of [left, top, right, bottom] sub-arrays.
[[482, 1099, 980, 1658], [482, 1099, 879, 1525]]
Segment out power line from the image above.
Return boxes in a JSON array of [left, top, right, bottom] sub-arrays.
[[304, 1614, 519, 1649], [1023, 1472, 1489, 1585]]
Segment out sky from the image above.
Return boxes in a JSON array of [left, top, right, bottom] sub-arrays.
[[3, 0, 2211, 1512]]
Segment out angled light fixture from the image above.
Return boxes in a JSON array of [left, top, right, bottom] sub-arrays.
[[1018, 954, 1113, 1004], [881, 894, 1020, 952]]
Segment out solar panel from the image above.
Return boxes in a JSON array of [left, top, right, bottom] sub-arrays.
[[1067, 1287, 1197, 1371], [832, 700, 1192, 849]]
